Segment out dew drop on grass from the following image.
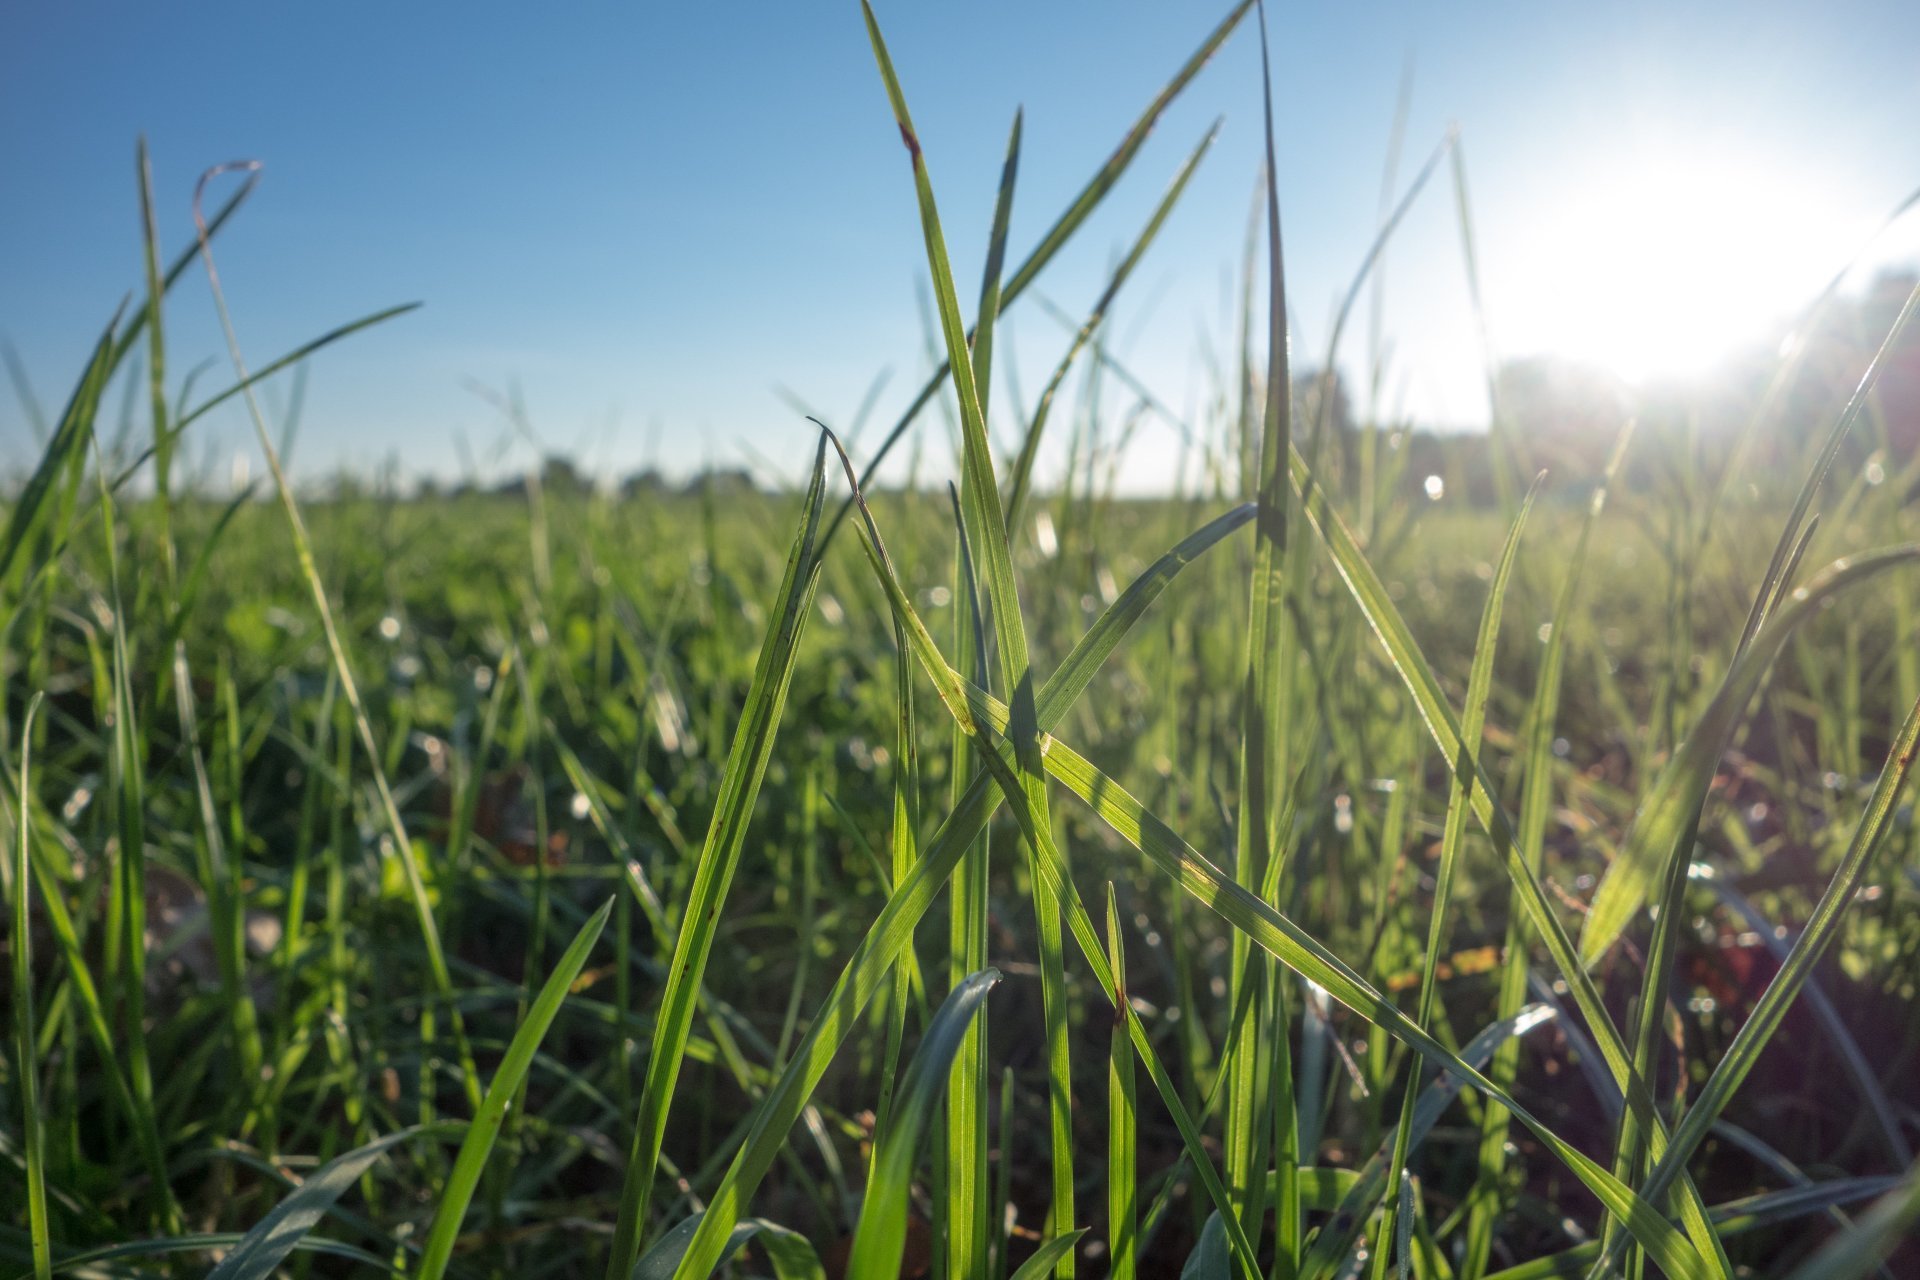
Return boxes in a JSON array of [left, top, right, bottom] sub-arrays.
[[1423, 474, 1444, 501], [378, 614, 402, 641], [570, 792, 591, 821]]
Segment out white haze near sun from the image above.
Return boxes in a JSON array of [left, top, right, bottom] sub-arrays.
[[1493, 143, 1881, 385]]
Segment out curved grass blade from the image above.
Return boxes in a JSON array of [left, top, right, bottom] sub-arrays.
[[606, 436, 831, 1278], [1106, 887, 1138, 1280], [1009, 1230, 1089, 1280], [837, 452, 1696, 1280], [848, 969, 1002, 1280], [416, 897, 612, 1280], [1287, 431, 1732, 1272], [1482, 1179, 1902, 1280], [633, 1214, 826, 1280], [205, 1125, 449, 1280], [189, 173, 488, 1124], [1363, 477, 1540, 1278], [1463, 420, 1634, 1277], [1303, 1006, 1557, 1277], [1226, 3, 1295, 1258]]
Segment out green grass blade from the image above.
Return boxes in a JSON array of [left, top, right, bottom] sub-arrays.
[[1010, 1230, 1090, 1280], [1288, 433, 1728, 1270], [849, 969, 1002, 1280], [860, 11, 1074, 1267], [205, 1126, 446, 1280], [969, 108, 1021, 413], [608, 436, 830, 1277], [416, 897, 611, 1280], [1584, 688, 1920, 1278], [1462, 422, 1634, 1276], [635, 1215, 826, 1280], [11, 694, 52, 1280], [667, 448, 1252, 1279]]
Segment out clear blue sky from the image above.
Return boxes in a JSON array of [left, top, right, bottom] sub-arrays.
[[5, 1, 1919, 492]]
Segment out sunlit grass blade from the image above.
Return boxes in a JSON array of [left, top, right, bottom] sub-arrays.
[[930, 669, 1711, 1277], [1301, 1006, 1556, 1276], [1226, 3, 1294, 1262], [1350, 477, 1539, 1278], [11, 694, 52, 1280], [205, 1126, 446, 1280], [416, 896, 611, 1280], [608, 434, 830, 1277], [860, 9, 1074, 1267], [1010, 1230, 1090, 1280], [1482, 1178, 1905, 1280], [849, 969, 1002, 1279], [0, 310, 117, 589], [969, 108, 1020, 413], [1003, 120, 1219, 529], [835, 441, 1704, 1279]]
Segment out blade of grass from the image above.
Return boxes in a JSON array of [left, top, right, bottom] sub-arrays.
[[204, 1126, 448, 1280], [606, 435, 830, 1277], [1584, 687, 1920, 1279], [849, 969, 1002, 1279], [859, 10, 1075, 1268], [416, 897, 612, 1280], [188, 165, 484, 1132], [11, 694, 52, 1280], [667, 458, 1256, 1279]]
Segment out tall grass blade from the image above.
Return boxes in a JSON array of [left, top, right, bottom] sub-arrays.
[[859, 10, 1075, 1268], [1106, 887, 1138, 1280], [1779, 1165, 1920, 1280], [608, 435, 830, 1277]]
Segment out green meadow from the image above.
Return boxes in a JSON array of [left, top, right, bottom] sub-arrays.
[[5, 4, 1920, 1277]]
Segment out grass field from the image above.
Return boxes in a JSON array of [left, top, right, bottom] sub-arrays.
[[7, 3, 1920, 1277]]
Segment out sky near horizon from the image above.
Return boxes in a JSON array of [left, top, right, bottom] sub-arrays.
[[5, 1, 1920, 494]]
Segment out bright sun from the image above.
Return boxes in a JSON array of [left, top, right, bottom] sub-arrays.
[[1499, 147, 1858, 385]]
